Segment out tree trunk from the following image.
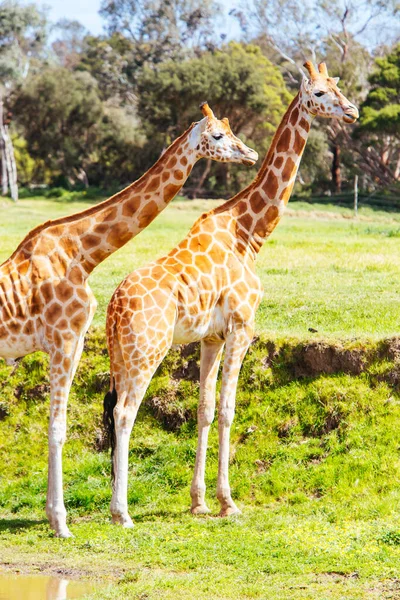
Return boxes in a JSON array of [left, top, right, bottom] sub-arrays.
[[6, 134, 18, 201], [0, 98, 18, 201], [331, 144, 342, 194], [394, 152, 400, 181], [1, 144, 8, 196], [76, 167, 89, 188]]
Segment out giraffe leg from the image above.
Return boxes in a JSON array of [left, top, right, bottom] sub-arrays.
[[217, 326, 253, 517], [190, 339, 224, 515], [46, 333, 86, 538], [110, 352, 170, 527], [109, 380, 146, 528]]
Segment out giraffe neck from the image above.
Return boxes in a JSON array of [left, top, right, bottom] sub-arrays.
[[14, 122, 203, 276], [73, 123, 204, 274], [227, 92, 313, 255]]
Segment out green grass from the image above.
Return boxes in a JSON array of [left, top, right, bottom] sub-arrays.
[[1, 195, 400, 597], [1, 333, 400, 598], [1, 195, 400, 338]]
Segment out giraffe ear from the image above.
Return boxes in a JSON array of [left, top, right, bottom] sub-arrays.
[[222, 117, 229, 125], [302, 75, 311, 90], [332, 77, 340, 85]]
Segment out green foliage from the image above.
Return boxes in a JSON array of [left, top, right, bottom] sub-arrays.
[[11, 134, 37, 185], [138, 42, 290, 139], [11, 67, 147, 186], [77, 33, 137, 101], [13, 68, 103, 180], [360, 43, 400, 137], [137, 42, 291, 194], [0, 0, 47, 85]]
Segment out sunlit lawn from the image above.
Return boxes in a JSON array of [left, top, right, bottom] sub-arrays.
[[1, 195, 400, 339], [1, 195, 400, 598]]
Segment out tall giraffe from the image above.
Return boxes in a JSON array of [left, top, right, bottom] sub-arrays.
[[0, 104, 258, 537], [104, 62, 359, 526]]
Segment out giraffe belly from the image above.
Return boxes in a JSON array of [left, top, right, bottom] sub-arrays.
[[0, 334, 39, 359], [172, 306, 226, 344]]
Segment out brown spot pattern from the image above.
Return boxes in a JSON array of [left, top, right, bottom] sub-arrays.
[[282, 157, 296, 182], [276, 128, 291, 153]]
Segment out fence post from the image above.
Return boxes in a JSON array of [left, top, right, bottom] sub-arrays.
[[354, 174, 358, 217]]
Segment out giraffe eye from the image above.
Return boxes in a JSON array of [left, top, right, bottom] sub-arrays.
[[212, 133, 224, 140], [314, 91, 325, 97]]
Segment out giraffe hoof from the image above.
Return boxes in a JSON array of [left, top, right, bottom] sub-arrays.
[[219, 505, 241, 518], [191, 504, 211, 515], [55, 528, 74, 539], [112, 515, 134, 528]]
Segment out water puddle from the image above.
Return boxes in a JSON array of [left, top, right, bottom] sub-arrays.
[[0, 572, 97, 599]]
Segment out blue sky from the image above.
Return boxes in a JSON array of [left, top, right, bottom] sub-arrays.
[[43, 0, 104, 34], [41, 0, 238, 37]]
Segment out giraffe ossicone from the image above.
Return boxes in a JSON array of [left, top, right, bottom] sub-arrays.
[[103, 61, 359, 526], [0, 103, 257, 538]]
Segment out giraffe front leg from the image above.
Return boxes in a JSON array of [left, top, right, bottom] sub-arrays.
[[217, 326, 253, 517], [46, 334, 85, 538], [190, 339, 224, 515]]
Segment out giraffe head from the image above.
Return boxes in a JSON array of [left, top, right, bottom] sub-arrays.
[[195, 102, 258, 166], [301, 61, 359, 124]]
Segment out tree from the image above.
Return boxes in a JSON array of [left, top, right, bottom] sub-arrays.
[[136, 42, 291, 195], [0, 0, 47, 200], [52, 19, 87, 69], [234, 0, 399, 193], [77, 33, 136, 103], [13, 68, 103, 185], [99, 0, 222, 65], [358, 44, 400, 182]]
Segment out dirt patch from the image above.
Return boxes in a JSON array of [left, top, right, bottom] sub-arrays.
[[14, 383, 50, 401], [172, 359, 200, 382], [293, 342, 367, 377], [146, 389, 193, 432], [0, 403, 9, 420], [89, 371, 109, 393], [277, 418, 298, 438], [0, 559, 118, 582]]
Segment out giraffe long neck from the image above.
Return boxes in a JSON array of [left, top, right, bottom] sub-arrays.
[[16, 123, 201, 277], [228, 93, 312, 255], [72, 125, 202, 274]]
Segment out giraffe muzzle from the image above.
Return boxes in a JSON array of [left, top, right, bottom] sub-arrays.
[[343, 105, 359, 124], [242, 149, 259, 166]]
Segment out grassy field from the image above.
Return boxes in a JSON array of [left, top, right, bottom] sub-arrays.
[[1, 195, 400, 598], [1, 333, 400, 598], [0, 195, 400, 338]]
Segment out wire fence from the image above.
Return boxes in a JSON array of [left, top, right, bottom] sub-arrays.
[[291, 184, 400, 212]]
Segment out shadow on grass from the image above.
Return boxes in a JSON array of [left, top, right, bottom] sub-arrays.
[[132, 508, 190, 523], [0, 518, 47, 534]]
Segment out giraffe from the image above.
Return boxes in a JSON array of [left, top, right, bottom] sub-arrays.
[[0, 103, 258, 538], [103, 61, 359, 527]]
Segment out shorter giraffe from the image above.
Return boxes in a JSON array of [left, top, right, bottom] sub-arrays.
[[103, 62, 358, 526], [0, 102, 257, 537]]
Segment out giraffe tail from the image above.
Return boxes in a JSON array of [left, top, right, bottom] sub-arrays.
[[103, 383, 117, 481]]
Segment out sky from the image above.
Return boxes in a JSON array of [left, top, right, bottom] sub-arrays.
[[42, 0, 104, 35], [39, 0, 238, 38]]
